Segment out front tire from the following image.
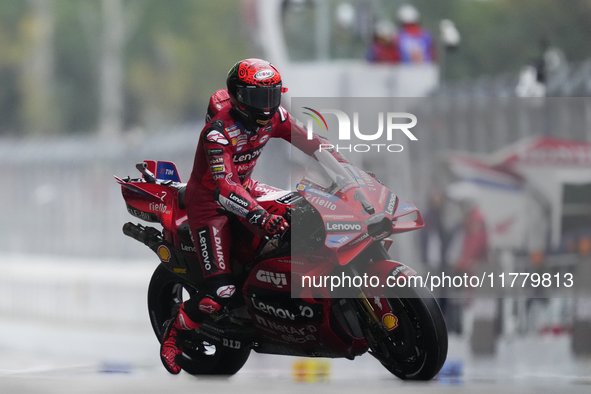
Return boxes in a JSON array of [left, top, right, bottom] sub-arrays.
[[365, 285, 448, 380], [147, 264, 250, 375]]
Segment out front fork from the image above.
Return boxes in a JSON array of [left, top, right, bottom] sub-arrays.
[[338, 242, 398, 344]]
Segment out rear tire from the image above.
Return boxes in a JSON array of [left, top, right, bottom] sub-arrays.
[[147, 264, 250, 375]]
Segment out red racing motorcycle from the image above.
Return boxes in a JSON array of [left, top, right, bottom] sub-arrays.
[[116, 150, 447, 380]]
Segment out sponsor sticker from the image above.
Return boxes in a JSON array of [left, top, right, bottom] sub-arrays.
[[233, 145, 265, 164], [127, 207, 157, 222], [228, 192, 251, 208], [216, 285, 236, 298], [327, 235, 352, 246], [199, 304, 218, 314], [157, 245, 171, 262], [206, 129, 229, 146], [338, 183, 357, 195], [222, 338, 241, 349], [374, 297, 383, 310], [382, 312, 399, 331], [326, 221, 363, 232], [180, 243, 196, 253], [304, 186, 339, 202], [250, 297, 317, 322], [275, 193, 303, 205], [228, 129, 241, 138], [156, 162, 180, 182], [211, 227, 226, 270], [256, 270, 288, 288], [305, 193, 338, 211], [323, 214, 355, 219], [364, 212, 386, 225], [379, 187, 388, 205], [232, 134, 248, 146], [279, 259, 304, 265], [254, 69, 275, 80], [384, 192, 397, 216], [211, 165, 225, 174], [372, 230, 390, 241], [220, 196, 250, 216], [259, 135, 270, 144], [207, 148, 223, 156], [149, 202, 169, 214], [197, 227, 217, 275], [347, 232, 370, 246], [209, 157, 224, 165], [278, 106, 288, 122]]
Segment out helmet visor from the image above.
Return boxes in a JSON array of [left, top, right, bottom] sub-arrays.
[[236, 85, 282, 111]]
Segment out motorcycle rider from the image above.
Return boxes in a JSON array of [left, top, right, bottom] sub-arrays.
[[160, 58, 350, 374]]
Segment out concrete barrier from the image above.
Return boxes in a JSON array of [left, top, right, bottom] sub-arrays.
[[0, 254, 156, 327]]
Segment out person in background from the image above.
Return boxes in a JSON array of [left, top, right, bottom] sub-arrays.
[[455, 200, 488, 275], [394, 4, 436, 64], [366, 19, 399, 63]]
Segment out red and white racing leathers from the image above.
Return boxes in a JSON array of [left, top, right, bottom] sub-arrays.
[[182, 100, 345, 318]]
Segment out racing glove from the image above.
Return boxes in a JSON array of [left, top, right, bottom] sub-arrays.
[[247, 209, 289, 236]]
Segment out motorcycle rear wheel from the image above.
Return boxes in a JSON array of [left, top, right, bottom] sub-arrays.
[[369, 285, 448, 380], [147, 264, 251, 375]]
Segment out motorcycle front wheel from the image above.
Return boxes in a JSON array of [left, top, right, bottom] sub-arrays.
[[365, 284, 448, 380], [147, 264, 251, 375]]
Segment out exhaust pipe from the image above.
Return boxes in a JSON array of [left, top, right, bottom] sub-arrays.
[[123, 222, 162, 248]]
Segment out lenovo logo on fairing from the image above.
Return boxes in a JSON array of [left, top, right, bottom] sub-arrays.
[[326, 221, 362, 232], [385, 192, 397, 216]]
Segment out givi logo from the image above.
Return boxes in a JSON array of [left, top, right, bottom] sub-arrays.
[[256, 270, 287, 288]]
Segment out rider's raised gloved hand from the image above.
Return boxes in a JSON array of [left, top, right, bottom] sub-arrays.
[[247, 209, 289, 236]]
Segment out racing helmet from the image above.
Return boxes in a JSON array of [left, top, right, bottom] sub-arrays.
[[226, 58, 284, 127]]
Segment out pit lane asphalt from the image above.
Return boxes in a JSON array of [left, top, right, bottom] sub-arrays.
[[1, 317, 591, 394]]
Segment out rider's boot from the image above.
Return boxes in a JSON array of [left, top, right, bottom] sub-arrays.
[[160, 298, 222, 374]]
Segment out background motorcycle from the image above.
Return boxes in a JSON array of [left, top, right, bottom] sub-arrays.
[[115, 150, 447, 380]]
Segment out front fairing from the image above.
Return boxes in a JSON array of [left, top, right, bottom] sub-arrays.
[[293, 151, 423, 266]]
